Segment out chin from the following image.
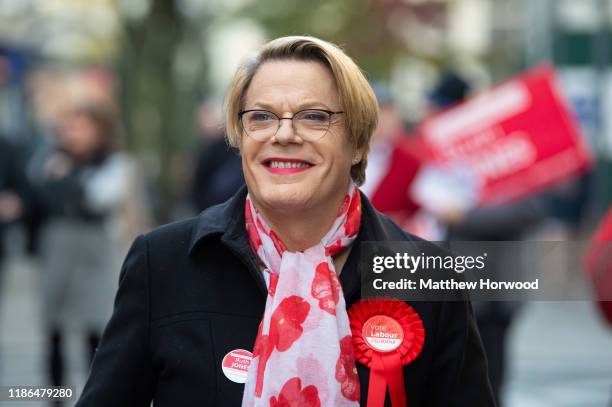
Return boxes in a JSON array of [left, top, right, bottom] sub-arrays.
[[258, 184, 313, 212]]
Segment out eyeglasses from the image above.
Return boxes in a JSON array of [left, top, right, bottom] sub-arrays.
[[238, 108, 344, 142]]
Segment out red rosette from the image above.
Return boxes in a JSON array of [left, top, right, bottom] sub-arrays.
[[349, 298, 425, 365], [348, 298, 425, 407]]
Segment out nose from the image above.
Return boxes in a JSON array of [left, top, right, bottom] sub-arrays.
[[273, 118, 302, 145]]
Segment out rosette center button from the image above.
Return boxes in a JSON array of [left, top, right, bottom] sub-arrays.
[[362, 315, 404, 352]]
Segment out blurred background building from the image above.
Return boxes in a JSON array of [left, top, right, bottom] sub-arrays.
[[0, 0, 611, 406]]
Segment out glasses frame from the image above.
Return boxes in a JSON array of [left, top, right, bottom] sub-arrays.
[[238, 108, 344, 142]]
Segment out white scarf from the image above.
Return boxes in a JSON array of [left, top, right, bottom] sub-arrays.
[[242, 184, 362, 406]]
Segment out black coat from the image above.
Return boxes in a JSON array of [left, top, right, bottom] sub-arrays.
[[0, 138, 29, 259], [76, 186, 495, 406]]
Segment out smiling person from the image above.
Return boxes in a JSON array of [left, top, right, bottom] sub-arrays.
[[76, 36, 494, 407]]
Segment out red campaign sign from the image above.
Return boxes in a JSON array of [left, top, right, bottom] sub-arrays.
[[584, 207, 612, 324], [417, 64, 593, 205]]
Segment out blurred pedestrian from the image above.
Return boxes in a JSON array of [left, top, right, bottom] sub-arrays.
[[361, 83, 423, 229], [190, 100, 244, 212], [29, 103, 133, 389], [0, 51, 30, 283], [428, 71, 546, 406], [441, 195, 545, 406], [0, 136, 29, 296]]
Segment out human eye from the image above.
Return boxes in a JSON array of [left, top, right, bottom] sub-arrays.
[[298, 110, 329, 122], [248, 111, 275, 122]]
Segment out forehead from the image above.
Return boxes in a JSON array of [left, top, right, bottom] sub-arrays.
[[243, 59, 339, 109]]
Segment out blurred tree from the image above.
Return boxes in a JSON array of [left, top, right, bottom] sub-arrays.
[[236, 0, 406, 80]]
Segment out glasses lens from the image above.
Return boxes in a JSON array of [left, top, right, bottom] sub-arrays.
[[242, 110, 278, 141], [294, 109, 332, 141], [241, 109, 334, 141]]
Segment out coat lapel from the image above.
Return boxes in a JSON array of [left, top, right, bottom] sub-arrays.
[[189, 187, 413, 303]]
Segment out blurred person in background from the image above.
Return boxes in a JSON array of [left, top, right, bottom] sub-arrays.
[[361, 83, 423, 229], [426, 71, 470, 116], [428, 71, 546, 406], [0, 136, 29, 293], [28, 102, 134, 391], [0, 51, 31, 362], [0, 53, 28, 274], [190, 100, 244, 213]]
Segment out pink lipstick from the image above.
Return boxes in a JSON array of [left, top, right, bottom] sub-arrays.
[[263, 157, 314, 175]]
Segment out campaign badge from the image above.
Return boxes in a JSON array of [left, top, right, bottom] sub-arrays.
[[221, 349, 252, 384]]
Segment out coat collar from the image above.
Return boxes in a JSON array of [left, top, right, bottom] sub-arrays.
[[188, 185, 415, 302], [188, 185, 268, 295], [189, 185, 250, 252]]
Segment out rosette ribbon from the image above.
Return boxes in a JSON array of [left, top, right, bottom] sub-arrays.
[[348, 298, 425, 407]]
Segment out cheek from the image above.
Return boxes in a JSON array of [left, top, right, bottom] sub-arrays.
[[324, 139, 354, 174], [239, 138, 252, 164], [239, 139, 259, 180]]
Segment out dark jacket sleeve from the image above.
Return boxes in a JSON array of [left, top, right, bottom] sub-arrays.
[[76, 235, 156, 406], [0, 139, 31, 221], [426, 300, 496, 406]]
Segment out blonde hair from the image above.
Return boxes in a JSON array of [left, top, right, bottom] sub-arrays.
[[225, 36, 378, 185]]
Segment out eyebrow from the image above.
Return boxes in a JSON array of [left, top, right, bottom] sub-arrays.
[[246, 100, 335, 112]]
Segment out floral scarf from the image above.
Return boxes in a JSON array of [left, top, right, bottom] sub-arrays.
[[242, 184, 362, 406]]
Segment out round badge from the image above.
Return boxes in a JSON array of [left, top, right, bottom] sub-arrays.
[[362, 315, 404, 352], [221, 349, 253, 383]]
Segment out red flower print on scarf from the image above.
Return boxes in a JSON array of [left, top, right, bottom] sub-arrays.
[[325, 239, 343, 257], [335, 335, 360, 401], [337, 194, 350, 216], [311, 262, 341, 315], [253, 333, 273, 397], [270, 377, 321, 407], [344, 190, 361, 237], [270, 295, 310, 352], [253, 296, 311, 396], [245, 200, 262, 251], [269, 272, 279, 297]]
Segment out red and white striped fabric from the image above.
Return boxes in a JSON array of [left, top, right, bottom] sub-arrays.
[[242, 184, 362, 407]]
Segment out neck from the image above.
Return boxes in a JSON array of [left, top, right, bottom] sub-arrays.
[[253, 187, 350, 252]]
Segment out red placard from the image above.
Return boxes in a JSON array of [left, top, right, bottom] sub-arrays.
[[417, 64, 593, 206], [584, 207, 612, 325]]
